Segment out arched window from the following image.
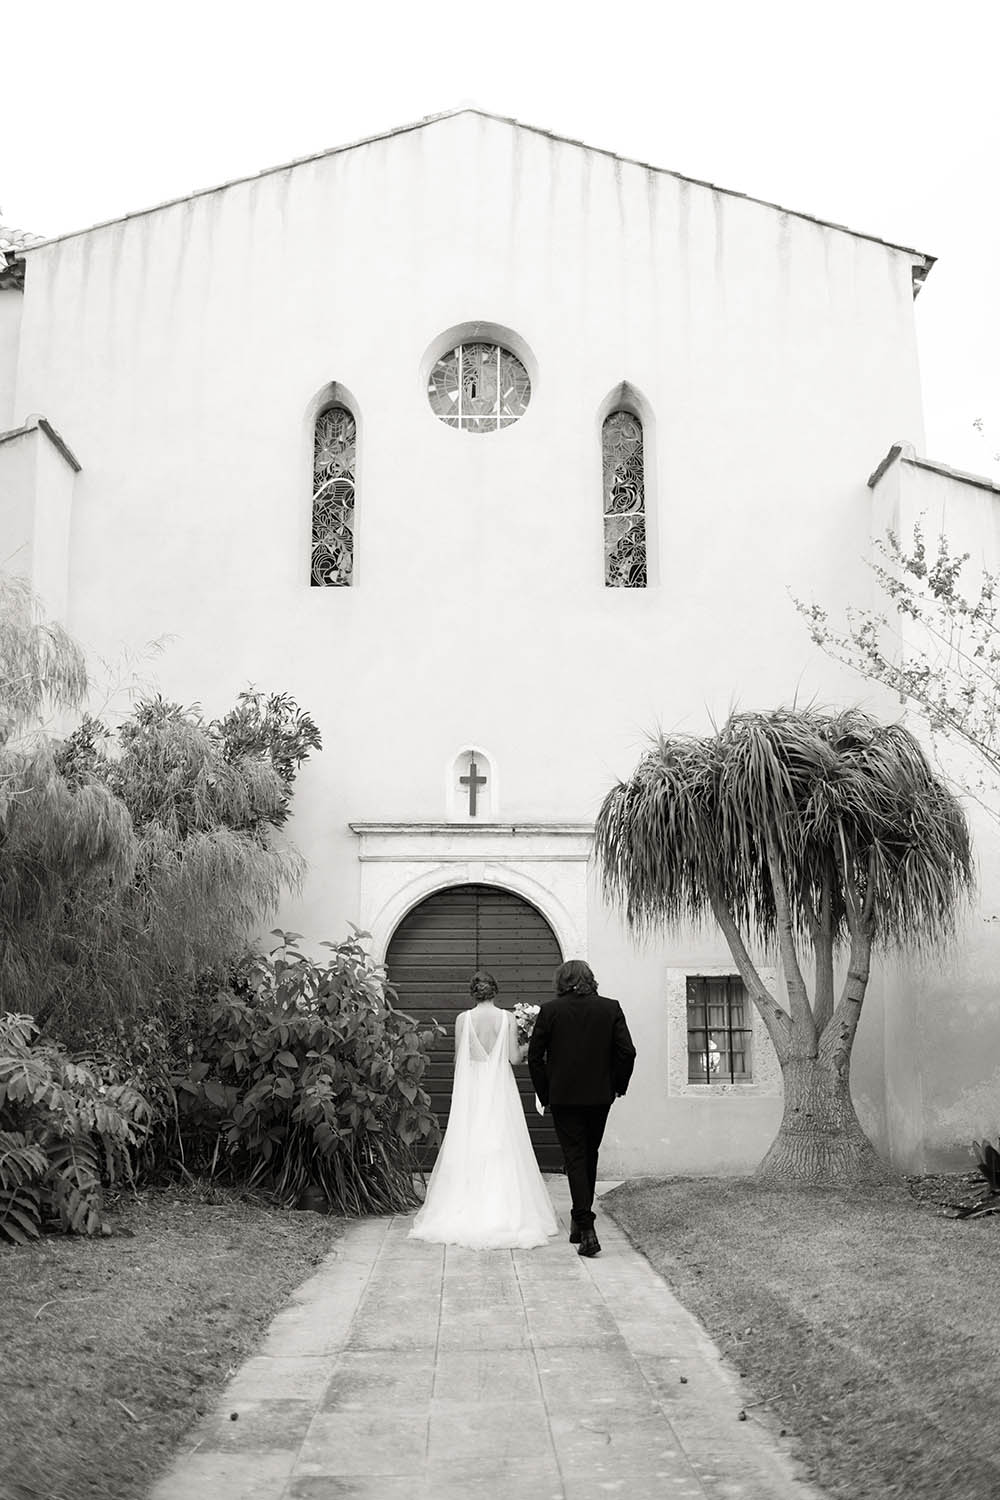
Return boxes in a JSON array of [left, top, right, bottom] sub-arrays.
[[602, 411, 647, 588], [312, 405, 356, 587]]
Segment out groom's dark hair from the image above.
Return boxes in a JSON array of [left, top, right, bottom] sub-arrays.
[[554, 960, 598, 996]]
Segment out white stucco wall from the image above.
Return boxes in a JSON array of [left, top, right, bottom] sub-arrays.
[[0, 426, 37, 569], [9, 112, 935, 1174], [0, 291, 22, 430], [870, 450, 1000, 1169], [0, 421, 76, 616]]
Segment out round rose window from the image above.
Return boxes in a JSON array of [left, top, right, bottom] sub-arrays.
[[427, 342, 531, 432]]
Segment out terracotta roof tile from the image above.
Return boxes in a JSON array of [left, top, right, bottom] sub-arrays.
[[0, 223, 44, 289]]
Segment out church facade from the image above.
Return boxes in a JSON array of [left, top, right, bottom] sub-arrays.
[[2, 110, 998, 1176]]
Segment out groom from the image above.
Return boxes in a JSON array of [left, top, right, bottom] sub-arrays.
[[528, 960, 636, 1258]]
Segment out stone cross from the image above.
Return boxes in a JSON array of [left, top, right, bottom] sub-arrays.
[[460, 756, 487, 816]]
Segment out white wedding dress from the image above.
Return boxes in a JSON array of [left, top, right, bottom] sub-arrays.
[[409, 1002, 559, 1249]]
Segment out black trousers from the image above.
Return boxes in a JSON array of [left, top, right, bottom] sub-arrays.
[[549, 1104, 612, 1229]]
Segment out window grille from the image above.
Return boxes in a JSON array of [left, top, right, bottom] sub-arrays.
[[312, 406, 355, 587], [686, 975, 753, 1083], [602, 411, 647, 588], [427, 343, 531, 432]]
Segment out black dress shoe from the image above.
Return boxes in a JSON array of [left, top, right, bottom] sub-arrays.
[[577, 1230, 601, 1258], [569, 1224, 581, 1244]]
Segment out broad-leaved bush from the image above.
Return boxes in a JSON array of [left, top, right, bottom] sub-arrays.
[[172, 932, 440, 1214], [0, 1013, 152, 1243]]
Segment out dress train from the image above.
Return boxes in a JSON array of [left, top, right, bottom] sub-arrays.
[[409, 1004, 558, 1249]]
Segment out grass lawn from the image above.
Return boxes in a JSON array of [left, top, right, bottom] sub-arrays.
[[0, 1184, 342, 1500], [603, 1174, 999, 1500]]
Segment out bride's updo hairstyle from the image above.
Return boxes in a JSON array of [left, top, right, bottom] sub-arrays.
[[469, 970, 499, 1002], [554, 960, 598, 996]]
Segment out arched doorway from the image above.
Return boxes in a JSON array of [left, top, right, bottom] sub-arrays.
[[385, 883, 564, 1171]]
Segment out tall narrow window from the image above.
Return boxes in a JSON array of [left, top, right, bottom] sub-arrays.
[[312, 406, 356, 587], [602, 411, 646, 588], [686, 975, 753, 1084]]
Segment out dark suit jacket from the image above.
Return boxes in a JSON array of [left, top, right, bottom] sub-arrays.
[[527, 991, 636, 1109]]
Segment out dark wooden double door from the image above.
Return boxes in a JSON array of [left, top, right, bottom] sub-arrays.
[[385, 883, 564, 1171]]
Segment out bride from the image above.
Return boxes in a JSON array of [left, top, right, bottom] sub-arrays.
[[409, 970, 559, 1249]]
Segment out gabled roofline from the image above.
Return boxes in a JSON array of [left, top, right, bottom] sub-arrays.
[[868, 441, 1000, 496], [0, 416, 82, 472], [19, 107, 935, 290]]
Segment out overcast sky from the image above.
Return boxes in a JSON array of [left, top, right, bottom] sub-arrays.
[[3, 0, 997, 474]]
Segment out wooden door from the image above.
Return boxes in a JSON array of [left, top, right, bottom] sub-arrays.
[[385, 883, 564, 1170]]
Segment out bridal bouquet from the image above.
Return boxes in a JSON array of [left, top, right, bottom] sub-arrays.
[[512, 1002, 540, 1047]]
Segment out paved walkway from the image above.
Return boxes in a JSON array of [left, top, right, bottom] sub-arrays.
[[150, 1181, 823, 1500]]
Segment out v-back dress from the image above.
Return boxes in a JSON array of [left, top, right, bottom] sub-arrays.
[[408, 1002, 558, 1249]]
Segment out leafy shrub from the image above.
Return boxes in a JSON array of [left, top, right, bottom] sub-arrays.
[[213, 688, 323, 827], [0, 578, 320, 1078], [973, 1137, 1000, 1195], [8, 689, 319, 1051], [85, 1005, 203, 1180], [0, 1014, 153, 1243], [172, 931, 441, 1214]]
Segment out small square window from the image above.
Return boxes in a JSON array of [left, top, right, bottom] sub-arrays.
[[686, 975, 753, 1084]]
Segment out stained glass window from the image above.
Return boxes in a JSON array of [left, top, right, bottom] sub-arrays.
[[311, 406, 355, 587], [427, 343, 531, 432], [686, 975, 753, 1084], [602, 411, 647, 588]]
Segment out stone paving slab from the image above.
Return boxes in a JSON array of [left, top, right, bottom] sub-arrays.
[[148, 1180, 825, 1500]]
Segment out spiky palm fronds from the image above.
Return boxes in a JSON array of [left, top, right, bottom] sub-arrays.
[[595, 730, 722, 935], [596, 707, 973, 955]]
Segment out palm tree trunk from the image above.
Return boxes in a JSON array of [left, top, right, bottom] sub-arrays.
[[756, 1055, 890, 1184]]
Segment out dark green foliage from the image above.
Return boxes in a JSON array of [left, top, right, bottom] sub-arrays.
[[12, 693, 308, 1046], [941, 1141, 1000, 1216], [0, 1130, 48, 1242], [84, 1005, 203, 1179], [596, 706, 974, 952], [0, 575, 316, 1044], [214, 688, 323, 827], [108, 695, 290, 838], [171, 931, 441, 1214], [0, 574, 88, 736], [0, 1013, 153, 1244], [973, 1137, 1000, 1192]]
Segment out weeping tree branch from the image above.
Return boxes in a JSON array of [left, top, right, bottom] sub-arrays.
[[0, 584, 318, 1040]]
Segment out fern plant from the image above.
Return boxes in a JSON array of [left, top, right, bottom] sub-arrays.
[[0, 1013, 153, 1243], [0, 1130, 48, 1242]]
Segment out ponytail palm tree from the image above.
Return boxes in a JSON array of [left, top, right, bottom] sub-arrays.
[[595, 707, 974, 1183]]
